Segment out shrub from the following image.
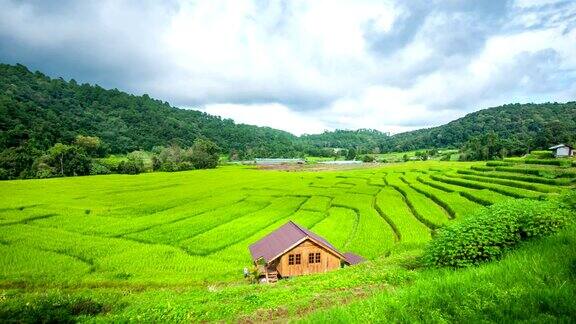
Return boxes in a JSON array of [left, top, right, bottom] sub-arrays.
[[524, 159, 563, 166], [529, 150, 554, 159], [361, 155, 375, 163], [0, 293, 106, 323], [486, 161, 510, 166], [90, 161, 111, 175], [424, 199, 570, 268], [117, 160, 143, 175]]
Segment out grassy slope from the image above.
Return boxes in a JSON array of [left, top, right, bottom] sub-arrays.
[[303, 224, 576, 323], [0, 161, 574, 322]]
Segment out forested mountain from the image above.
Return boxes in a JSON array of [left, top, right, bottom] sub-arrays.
[[387, 102, 576, 154], [1, 63, 575, 160], [299, 129, 390, 154], [0, 64, 298, 158]]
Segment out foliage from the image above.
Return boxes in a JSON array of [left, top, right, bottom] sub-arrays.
[[0, 64, 299, 159], [190, 138, 220, 169], [2, 63, 575, 169], [75, 135, 105, 157], [360, 155, 375, 163], [424, 199, 570, 268], [346, 148, 356, 160], [0, 161, 574, 321], [90, 161, 111, 175], [0, 293, 107, 323], [528, 150, 554, 159], [388, 102, 576, 153], [149, 139, 219, 172], [459, 131, 506, 161], [0, 143, 42, 179], [304, 225, 576, 323], [46, 143, 91, 177]]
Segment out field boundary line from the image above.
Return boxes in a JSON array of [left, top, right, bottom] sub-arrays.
[[170, 200, 273, 244], [372, 190, 401, 242], [417, 176, 493, 206], [194, 196, 311, 256], [330, 204, 360, 249], [0, 213, 59, 227], [388, 185, 438, 230], [113, 197, 250, 238], [400, 179, 455, 219]]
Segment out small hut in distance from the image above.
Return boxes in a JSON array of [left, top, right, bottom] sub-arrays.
[[248, 221, 364, 283], [549, 144, 574, 158]]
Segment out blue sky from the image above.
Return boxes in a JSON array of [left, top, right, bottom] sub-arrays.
[[1, 0, 575, 135]]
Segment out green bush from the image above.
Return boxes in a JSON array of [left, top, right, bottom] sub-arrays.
[[486, 161, 510, 166], [90, 161, 111, 175], [361, 155, 375, 163], [560, 190, 576, 210], [528, 150, 554, 159], [117, 160, 144, 175], [424, 199, 570, 268], [524, 158, 563, 166], [0, 293, 106, 323]]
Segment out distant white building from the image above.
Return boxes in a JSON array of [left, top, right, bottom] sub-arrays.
[[318, 160, 363, 165], [549, 144, 574, 158], [255, 158, 305, 165]]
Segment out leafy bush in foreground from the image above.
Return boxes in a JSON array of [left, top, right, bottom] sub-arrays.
[[0, 293, 107, 323], [424, 198, 571, 268]]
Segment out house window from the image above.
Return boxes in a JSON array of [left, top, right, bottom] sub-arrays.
[[288, 254, 295, 265], [308, 252, 321, 264], [295, 254, 301, 265]]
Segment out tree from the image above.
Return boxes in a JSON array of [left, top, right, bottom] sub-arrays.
[[0, 143, 41, 179], [361, 155, 375, 163], [190, 138, 220, 169], [127, 150, 146, 171], [48, 143, 69, 176], [346, 148, 356, 160], [47, 143, 91, 176], [459, 132, 504, 161], [74, 135, 103, 157]]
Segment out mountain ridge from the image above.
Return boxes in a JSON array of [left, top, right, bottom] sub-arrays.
[[1, 63, 574, 157]]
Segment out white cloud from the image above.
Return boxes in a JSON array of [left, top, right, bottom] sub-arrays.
[[0, 0, 575, 135], [202, 103, 329, 135]]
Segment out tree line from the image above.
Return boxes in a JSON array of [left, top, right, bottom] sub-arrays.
[[0, 134, 220, 180], [1, 63, 575, 179]]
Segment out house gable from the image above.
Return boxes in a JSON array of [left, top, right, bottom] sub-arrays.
[[275, 239, 344, 277]]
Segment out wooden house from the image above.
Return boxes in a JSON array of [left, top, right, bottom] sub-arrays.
[[549, 144, 574, 158], [248, 221, 365, 282]]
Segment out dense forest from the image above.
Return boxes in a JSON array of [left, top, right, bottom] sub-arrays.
[[387, 102, 576, 154], [0, 64, 299, 158], [1, 63, 575, 174]]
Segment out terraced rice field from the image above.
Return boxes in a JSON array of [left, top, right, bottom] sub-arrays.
[[1, 161, 574, 288]]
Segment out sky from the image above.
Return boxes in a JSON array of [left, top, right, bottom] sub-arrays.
[[1, 0, 575, 135]]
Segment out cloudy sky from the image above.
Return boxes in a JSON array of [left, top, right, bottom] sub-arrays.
[[1, 0, 575, 135]]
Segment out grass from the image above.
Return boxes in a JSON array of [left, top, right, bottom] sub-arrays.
[[0, 160, 574, 322], [303, 224, 576, 323]]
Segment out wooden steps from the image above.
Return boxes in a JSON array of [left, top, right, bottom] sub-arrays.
[[266, 271, 278, 283]]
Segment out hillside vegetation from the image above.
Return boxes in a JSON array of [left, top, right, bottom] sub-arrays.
[[1, 63, 575, 160], [0, 161, 574, 321], [0, 64, 297, 157]]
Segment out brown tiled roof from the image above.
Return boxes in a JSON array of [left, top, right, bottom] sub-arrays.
[[343, 252, 366, 265], [249, 221, 344, 263]]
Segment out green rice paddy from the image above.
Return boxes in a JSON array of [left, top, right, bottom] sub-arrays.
[[0, 160, 574, 321]]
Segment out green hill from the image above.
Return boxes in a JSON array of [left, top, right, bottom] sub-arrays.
[[0, 64, 298, 157], [1, 63, 575, 158], [387, 102, 576, 153]]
